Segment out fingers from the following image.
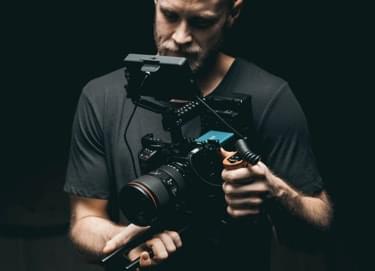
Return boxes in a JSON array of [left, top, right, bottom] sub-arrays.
[[128, 249, 157, 267], [139, 251, 153, 266], [221, 162, 270, 218], [145, 231, 182, 262], [157, 231, 182, 252], [129, 231, 182, 268], [103, 225, 149, 254], [221, 163, 266, 184], [223, 185, 265, 217], [227, 206, 260, 217], [146, 238, 169, 263], [224, 194, 263, 207], [222, 181, 269, 196]]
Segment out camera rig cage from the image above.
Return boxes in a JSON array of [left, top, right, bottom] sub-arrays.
[[123, 53, 253, 143]]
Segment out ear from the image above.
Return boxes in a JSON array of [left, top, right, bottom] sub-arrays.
[[227, 0, 244, 26]]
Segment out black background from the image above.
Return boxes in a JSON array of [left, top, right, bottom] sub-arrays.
[[2, 1, 371, 270]]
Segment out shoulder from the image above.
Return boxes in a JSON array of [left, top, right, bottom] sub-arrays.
[[230, 58, 288, 95], [226, 58, 294, 125], [80, 67, 127, 104], [73, 67, 130, 130]]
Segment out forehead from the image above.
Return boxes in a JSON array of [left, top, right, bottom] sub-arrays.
[[157, 0, 228, 15]]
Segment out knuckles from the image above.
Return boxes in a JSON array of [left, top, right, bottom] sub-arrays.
[[222, 182, 232, 194], [221, 170, 236, 182], [224, 195, 263, 206], [169, 231, 179, 239], [227, 206, 260, 217], [142, 231, 181, 263], [155, 251, 168, 261]]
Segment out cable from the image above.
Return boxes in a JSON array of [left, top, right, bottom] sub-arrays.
[[124, 103, 139, 178], [195, 95, 261, 165], [124, 72, 152, 178]]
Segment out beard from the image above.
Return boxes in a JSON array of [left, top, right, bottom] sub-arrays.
[[154, 27, 225, 75]]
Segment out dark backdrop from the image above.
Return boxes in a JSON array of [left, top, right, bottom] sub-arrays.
[[2, 1, 370, 270]]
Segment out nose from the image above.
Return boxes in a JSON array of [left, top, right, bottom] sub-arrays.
[[172, 21, 192, 46]]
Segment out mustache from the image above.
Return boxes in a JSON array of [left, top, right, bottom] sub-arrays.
[[159, 41, 201, 55]]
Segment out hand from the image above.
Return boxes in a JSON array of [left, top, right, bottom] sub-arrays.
[[128, 230, 182, 268], [221, 150, 272, 218], [102, 224, 149, 254]]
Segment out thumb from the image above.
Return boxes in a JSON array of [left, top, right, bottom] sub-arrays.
[[103, 225, 149, 254], [103, 229, 133, 254]]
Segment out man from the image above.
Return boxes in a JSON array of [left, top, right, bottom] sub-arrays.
[[64, 0, 333, 270]]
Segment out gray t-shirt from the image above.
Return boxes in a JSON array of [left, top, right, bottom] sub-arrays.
[[64, 58, 323, 270]]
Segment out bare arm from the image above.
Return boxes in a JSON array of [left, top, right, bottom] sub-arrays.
[[267, 176, 333, 230], [221, 160, 333, 230], [68, 195, 182, 267], [68, 195, 146, 261]]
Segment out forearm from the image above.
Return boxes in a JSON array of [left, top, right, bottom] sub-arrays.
[[292, 192, 332, 229], [69, 216, 125, 260], [269, 174, 333, 230]]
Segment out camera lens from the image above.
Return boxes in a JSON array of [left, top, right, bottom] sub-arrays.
[[119, 164, 186, 226]]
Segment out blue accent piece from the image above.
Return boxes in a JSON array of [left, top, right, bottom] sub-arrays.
[[195, 130, 234, 144]]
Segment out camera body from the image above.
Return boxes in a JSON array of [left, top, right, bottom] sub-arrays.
[[119, 131, 229, 226]]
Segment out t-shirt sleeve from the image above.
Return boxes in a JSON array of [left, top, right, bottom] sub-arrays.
[[258, 83, 324, 195], [64, 83, 110, 199]]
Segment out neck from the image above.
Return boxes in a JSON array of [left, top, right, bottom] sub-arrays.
[[196, 52, 235, 97]]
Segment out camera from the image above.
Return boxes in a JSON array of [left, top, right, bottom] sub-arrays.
[[119, 93, 259, 228], [118, 54, 260, 228], [119, 130, 233, 227], [102, 54, 261, 269]]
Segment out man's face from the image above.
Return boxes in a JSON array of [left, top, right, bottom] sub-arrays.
[[154, 0, 231, 73]]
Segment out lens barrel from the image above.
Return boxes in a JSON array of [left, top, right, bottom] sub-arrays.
[[119, 163, 186, 226]]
